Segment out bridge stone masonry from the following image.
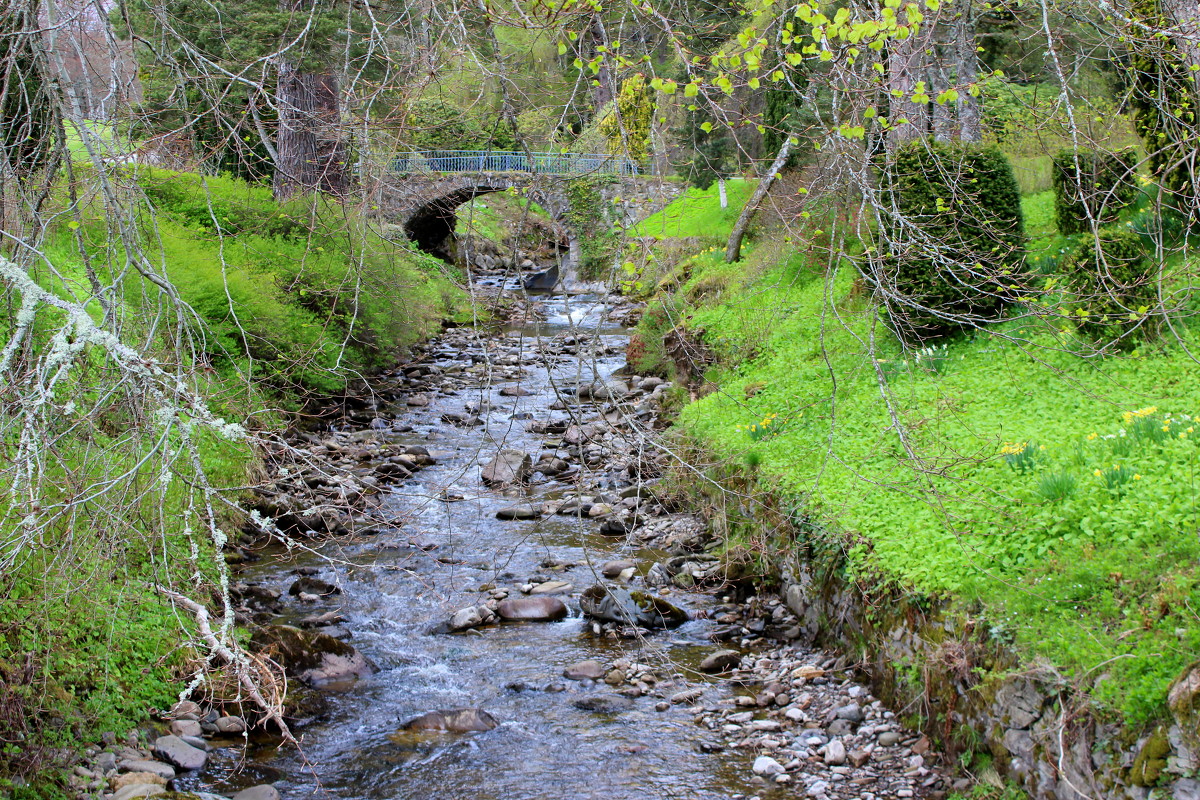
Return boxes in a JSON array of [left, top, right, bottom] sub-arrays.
[[369, 151, 684, 284]]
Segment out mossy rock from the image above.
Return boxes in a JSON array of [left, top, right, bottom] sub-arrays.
[[250, 624, 371, 687], [1129, 726, 1171, 786]]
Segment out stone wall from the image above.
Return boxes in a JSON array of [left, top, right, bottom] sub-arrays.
[[777, 546, 1200, 800], [599, 177, 685, 228]]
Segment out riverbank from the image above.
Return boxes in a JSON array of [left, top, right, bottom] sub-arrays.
[[0, 167, 470, 799], [625, 180, 1200, 799]]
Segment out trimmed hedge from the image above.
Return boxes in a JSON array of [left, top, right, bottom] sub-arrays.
[[881, 140, 1026, 342], [1052, 148, 1139, 235], [1067, 227, 1157, 345], [1129, 0, 1198, 209]]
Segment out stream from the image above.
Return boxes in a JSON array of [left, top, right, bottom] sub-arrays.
[[171, 281, 952, 800]]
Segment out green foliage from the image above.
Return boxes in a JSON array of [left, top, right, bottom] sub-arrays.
[[882, 140, 1026, 342], [1052, 149, 1139, 235], [1128, 0, 1199, 208], [598, 75, 654, 161], [1036, 470, 1078, 502], [402, 99, 518, 152], [127, 167, 460, 394], [737, 412, 788, 441], [1000, 441, 1039, 473], [658, 218, 1200, 727], [762, 86, 801, 167], [0, 426, 256, 787], [1065, 226, 1156, 345], [630, 180, 752, 241]]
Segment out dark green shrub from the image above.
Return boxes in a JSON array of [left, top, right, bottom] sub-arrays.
[[1128, 0, 1198, 211], [1052, 148, 1139, 234], [881, 140, 1026, 342], [1066, 227, 1157, 345]]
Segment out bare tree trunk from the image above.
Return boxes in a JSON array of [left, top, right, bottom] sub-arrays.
[[725, 137, 793, 263], [273, 62, 346, 201], [272, 0, 345, 201], [928, 40, 954, 142], [1161, 0, 1200, 68], [954, 0, 981, 142], [885, 11, 938, 150], [586, 17, 615, 115], [718, 177, 727, 209]]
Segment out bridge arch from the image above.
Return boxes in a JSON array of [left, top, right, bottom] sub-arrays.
[[401, 181, 569, 258], [375, 156, 683, 281]]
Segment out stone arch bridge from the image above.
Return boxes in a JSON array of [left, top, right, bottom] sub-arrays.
[[371, 151, 682, 277]]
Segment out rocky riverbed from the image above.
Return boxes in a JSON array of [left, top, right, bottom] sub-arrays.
[[80, 282, 961, 800]]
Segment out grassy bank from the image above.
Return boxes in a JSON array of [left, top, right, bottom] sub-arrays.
[[633, 183, 1200, 739], [1, 169, 466, 797]]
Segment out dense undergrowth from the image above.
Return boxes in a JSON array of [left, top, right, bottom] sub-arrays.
[[1, 168, 466, 796], [633, 180, 1200, 733]]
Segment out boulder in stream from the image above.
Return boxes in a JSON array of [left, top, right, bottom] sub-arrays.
[[151, 735, 207, 771], [251, 625, 372, 687], [522, 263, 559, 292], [698, 649, 742, 674], [445, 605, 495, 632], [480, 449, 533, 487], [600, 559, 636, 579], [579, 585, 689, 629], [495, 503, 543, 520], [495, 596, 568, 621], [400, 707, 498, 733], [573, 694, 635, 714], [287, 576, 340, 597], [563, 660, 606, 681]]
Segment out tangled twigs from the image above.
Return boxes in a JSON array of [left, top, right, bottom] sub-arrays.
[[156, 587, 294, 743]]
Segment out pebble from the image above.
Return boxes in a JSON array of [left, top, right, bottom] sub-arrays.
[[752, 755, 784, 777], [823, 739, 847, 765], [563, 660, 606, 681]]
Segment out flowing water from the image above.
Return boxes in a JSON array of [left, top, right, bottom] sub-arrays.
[[181, 288, 769, 800]]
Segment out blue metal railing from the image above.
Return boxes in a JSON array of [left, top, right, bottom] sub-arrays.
[[391, 150, 643, 176]]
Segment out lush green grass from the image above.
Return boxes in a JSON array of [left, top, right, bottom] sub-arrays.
[[57, 167, 468, 396], [650, 228, 1200, 729], [630, 179, 753, 241], [63, 120, 129, 161]]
